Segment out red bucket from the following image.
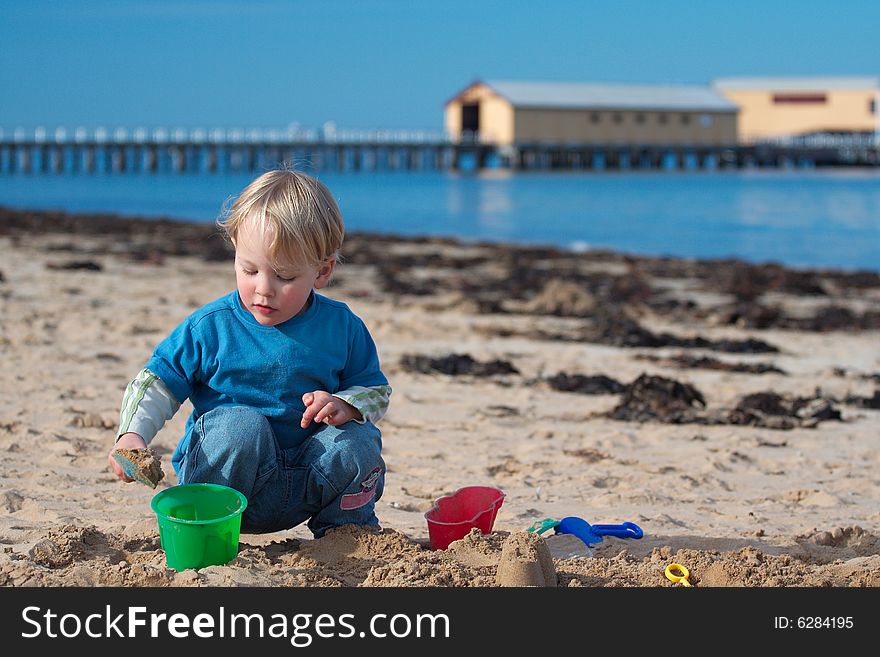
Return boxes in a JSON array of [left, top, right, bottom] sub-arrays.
[[424, 486, 506, 550]]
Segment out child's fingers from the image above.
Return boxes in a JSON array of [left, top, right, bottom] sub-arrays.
[[301, 392, 340, 426], [300, 393, 317, 427], [108, 451, 122, 475], [313, 404, 330, 424], [314, 402, 337, 424]]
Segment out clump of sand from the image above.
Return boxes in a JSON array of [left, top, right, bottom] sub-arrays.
[[114, 447, 165, 488]]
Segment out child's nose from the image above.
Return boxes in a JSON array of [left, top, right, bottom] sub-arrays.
[[255, 273, 275, 296]]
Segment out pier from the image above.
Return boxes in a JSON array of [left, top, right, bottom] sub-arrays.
[[0, 127, 877, 175], [0, 127, 458, 175]]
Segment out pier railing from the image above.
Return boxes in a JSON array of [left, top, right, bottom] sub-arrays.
[[1, 126, 877, 174], [0, 126, 460, 175]]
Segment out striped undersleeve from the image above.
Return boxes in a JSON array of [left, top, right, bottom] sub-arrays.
[[334, 385, 392, 423], [117, 368, 158, 438]]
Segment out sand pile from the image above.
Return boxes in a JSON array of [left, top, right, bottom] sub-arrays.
[[2, 523, 878, 587]]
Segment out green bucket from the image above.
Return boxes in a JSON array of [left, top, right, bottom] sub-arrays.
[[150, 483, 248, 571]]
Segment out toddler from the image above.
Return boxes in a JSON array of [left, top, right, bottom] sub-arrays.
[[108, 169, 391, 537]]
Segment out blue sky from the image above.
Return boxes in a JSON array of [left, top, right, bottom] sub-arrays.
[[2, 0, 878, 131]]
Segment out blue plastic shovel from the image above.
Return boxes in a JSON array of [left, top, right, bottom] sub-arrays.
[[555, 517, 643, 547], [112, 450, 163, 489]]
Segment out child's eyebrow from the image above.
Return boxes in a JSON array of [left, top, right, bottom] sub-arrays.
[[236, 256, 301, 275]]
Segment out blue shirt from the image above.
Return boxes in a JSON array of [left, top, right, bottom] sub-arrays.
[[144, 290, 388, 472]]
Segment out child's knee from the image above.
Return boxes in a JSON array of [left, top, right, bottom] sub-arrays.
[[340, 422, 383, 473], [196, 406, 274, 457], [313, 421, 384, 491], [205, 405, 270, 432], [347, 420, 382, 457], [181, 405, 280, 492]]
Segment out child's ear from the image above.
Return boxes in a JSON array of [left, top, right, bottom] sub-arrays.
[[313, 259, 336, 289]]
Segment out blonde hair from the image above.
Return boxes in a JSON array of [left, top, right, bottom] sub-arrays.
[[217, 169, 344, 269]]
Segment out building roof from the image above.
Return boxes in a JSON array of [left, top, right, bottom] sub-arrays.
[[713, 76, 880, 91], [480, 79, 738, 112]]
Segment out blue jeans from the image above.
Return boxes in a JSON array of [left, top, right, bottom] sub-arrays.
[[176, 406, 384, 537]]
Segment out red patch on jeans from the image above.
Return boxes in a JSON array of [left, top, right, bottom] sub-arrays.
[[340, 467, 382, 511]]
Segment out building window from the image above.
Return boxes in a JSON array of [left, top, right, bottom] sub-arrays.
[[635, 113, 645, 124], [700, 113, 712, 127], [590, 112, 601, 123], [870, 99, 877, 115], [612, 113, 623, 124], [680, 114, 691, 125], [657, 113, 668, 124], [772, 93, 827, 104]]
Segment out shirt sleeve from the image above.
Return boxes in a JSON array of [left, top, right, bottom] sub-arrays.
[[333, 384, 392, 425], [116, 368, 181, 444], [143, 316, 202, 407], [338, 315, 389, 390]]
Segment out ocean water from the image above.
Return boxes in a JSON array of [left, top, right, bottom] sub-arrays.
[[1, 169, 878, 271]]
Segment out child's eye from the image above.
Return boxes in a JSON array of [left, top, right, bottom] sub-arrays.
[[277, 274, 296, 282], [242, 268, 257, 276]]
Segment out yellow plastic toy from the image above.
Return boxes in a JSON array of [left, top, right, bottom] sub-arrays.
[[664, 563, 692, 587]]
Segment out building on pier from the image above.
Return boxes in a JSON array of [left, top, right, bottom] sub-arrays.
[[443, 79, 739, 147], [712, 76, 880, 142]]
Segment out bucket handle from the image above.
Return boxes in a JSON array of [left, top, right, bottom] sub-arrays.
[[590, 522, 643, 539]]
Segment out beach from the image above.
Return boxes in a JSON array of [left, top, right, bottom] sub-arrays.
[[0, 207, 878, 587]]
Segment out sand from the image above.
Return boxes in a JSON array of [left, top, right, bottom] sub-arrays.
[[0, 207, 878, 587]]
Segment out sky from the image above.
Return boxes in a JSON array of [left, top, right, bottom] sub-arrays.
[[2, 0, 878, 132]]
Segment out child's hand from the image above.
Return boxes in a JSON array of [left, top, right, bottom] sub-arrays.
[[301, 391, 362, 428], [108, 432, 147, 482]]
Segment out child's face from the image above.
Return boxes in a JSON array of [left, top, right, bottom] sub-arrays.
[[233, 219, 334, 327]]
